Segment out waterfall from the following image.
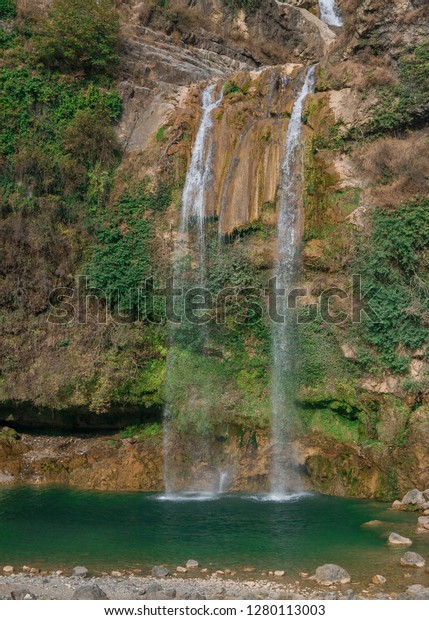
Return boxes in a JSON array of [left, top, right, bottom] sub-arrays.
[[318, 0, 343, 27], [180, 83, 224, 278], [163, 83, 223, 496], [218, 471, 229, 494], [270, 67, 316, 500]]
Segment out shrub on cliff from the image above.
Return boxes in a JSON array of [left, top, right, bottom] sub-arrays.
[[35, 0, 120, 77], [369, 44, 429, 135], [0, 0, 16, 18]]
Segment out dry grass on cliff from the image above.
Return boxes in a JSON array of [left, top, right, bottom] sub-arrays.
[[324, 56, 397, 92], [354, 132, 429, 207], [15, 0, 51, 18]]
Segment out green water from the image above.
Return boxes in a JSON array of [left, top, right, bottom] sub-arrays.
[[1, 487, 428, 584]]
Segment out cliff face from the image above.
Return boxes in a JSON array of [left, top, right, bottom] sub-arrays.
[[1, 0, 429, 498]]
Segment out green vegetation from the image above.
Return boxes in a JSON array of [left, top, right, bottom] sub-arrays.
[[0, 4, 122, 326], [155, 126, 167, 142], [300, 407, 360, 443], [85, 181, 171, 316], [0, 5, 121, 222], [0, 0, 15, 18], [35, 0, 120, 77], [355, 199, 429, 372], [118, 423, 162, 440], [369, 44, 429, 135]]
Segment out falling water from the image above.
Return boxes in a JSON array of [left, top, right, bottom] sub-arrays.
[[270, 67, 316, 500], [318, 0, 343, 27], [180, 83, 224, 277], [218, 471, 229, 494], [163, 83, 223, 495]]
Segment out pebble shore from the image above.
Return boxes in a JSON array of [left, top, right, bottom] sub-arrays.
[[1, 572, 429, 601]]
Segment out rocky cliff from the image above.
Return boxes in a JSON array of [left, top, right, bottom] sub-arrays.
[[0, 0, 428, 498]]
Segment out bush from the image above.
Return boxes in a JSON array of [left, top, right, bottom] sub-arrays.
[[0, 0, 16, 18], [369, 44, 429, 135], [118, 423, 162, 440], [355, 199, 429, 371], [35, 0, 120, 76], [63, 110, 120, 167], [13, 142, 57, 195], [86, 182, 172, 316]]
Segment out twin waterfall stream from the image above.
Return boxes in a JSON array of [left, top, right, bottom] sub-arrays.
[[163, 66, 317, 500], [270, 67, 316, 499]]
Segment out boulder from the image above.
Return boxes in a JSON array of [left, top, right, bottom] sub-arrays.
[[3, 566, 14, 575], [11, 590, 37, 600], [72, 585, 109, 600], [314, 564, 351, 585], [423, 489, 429, 501], [163, 587, 176, 599], [391, 500, 403, 510], [362, 520, 383, 527], [151, 565, 169, 578], [274, 570, 285, 577], [140, 583, 161, 598], [141, 584, 176, 600], [400, 552, 426, 568], [186, 559, 199, 569], [402, 489, 425, 507], [388, 532, 412, 546], [416, 516, 429, 533], [72, 566, 88, 578], [406, 584, 429, 599], [176, 566, 187, 573], [372, 575, 386, 585]]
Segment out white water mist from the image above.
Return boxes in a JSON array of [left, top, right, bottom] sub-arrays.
[[270, 67, 316, 500]]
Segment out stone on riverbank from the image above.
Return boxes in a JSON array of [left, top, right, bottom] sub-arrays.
[[186, 560, 198, 569], [72, 566, 88, 578], [72, 585, 109, 600], [142, 586, 176, 600], [400, 552, 426, 568], [402, 489, 425, 507], [314, 564, 351, 585], [372, 575, 386, 585], [388, 533, 412, 546], [151, 566, 169, 578], [406, 584, 429, 599], [416, 516, 429, 533], [3, 566, 14, 575], [11, 589, 37, 600], [274, 571, 285, 577], [176, 566, 187, 573]]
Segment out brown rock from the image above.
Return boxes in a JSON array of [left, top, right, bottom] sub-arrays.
[[372, 575, 386, 585]]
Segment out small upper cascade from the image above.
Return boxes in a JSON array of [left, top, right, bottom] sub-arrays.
[[318, 0, 343, 27], [181, 83, 224, 232], [178, 82, 223, 285], [270, 66, 317, 500]]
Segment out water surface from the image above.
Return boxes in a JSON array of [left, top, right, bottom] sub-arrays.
[[1, 487, 428, 587]]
